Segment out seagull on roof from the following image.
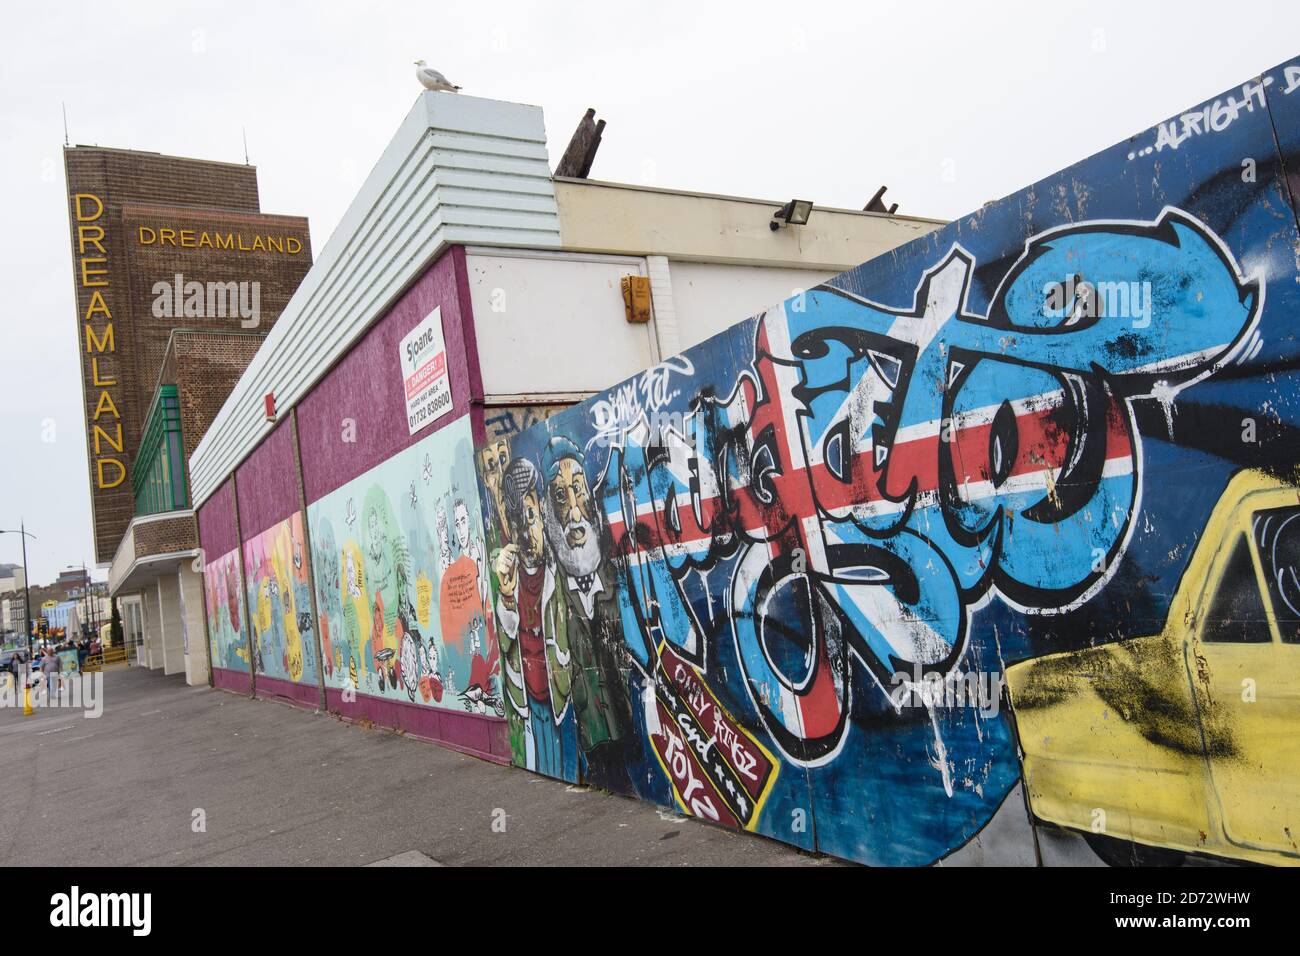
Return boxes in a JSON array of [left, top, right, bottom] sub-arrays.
[[415, 60, 461, 92]]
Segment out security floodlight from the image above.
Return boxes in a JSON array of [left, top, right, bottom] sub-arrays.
[[770, 199, 814, 231]]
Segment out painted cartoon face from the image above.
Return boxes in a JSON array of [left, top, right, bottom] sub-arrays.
[[548, 458, 594, 544], [514, 489, 545, 569], [480, 438, 510, 533], [345, 549, 361, 597], [546, 457, 601, 578], [480, 439, 509, 489], [367, 510, 383, 562], [436, 502, 451, 566], [364, 505, 392, 593], [454, 500, 471, 551]]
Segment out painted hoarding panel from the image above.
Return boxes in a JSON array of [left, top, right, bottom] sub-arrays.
[[242, 512, 318, 686], [307, 415, 502, 718], [196, 479, 246, 686], [476, 379, 812, 832], [474, 56, 1300, 865], [205, 545, 248, 673]]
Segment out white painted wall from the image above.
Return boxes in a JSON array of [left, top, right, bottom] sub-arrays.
[[157, 574, 185, 676], [178, 566, 209, 686], [555, 179, 944, 271], [466, 250, 658, 397], [468, 253, 857, 395], [141, 588, 161, 670], [667, 261, 837, 352]]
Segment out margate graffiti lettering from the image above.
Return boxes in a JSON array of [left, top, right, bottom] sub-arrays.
[[604, 209, 1258, 765], [474, 180, 1292, 864]]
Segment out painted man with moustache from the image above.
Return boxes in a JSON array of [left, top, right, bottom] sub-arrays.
[[540, 436, 635, 792], [494, 456, 575, 780]]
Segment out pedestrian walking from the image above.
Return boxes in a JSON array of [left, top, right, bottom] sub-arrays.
[[40, 646, 61, 702]]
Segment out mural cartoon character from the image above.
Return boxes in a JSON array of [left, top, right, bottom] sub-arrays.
[[362, 487, 407, 691], [312, 518, 344, 678], [540, 435, 635, 792], [395, 593, 442, 704], [284, 612, 304, 682], [339, 540, 369, 688], [479, 435, 528, 761], [398, 604, 420, 701], [436, 494, 499, 701], [206, 548, 248, 671], [493, 456, 576, 781], [479, 438, 511, 550], [421, 636, 443, 703], [243, 514, 318, 686]]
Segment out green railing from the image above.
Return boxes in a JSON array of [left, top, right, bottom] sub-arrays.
[[132, 385, 187, 515]]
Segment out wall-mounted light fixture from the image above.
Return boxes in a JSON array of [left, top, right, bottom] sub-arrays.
[[770, 199, 814, 231]]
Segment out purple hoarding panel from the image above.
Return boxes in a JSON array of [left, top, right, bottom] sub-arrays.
[[297, 246, 481, 508]]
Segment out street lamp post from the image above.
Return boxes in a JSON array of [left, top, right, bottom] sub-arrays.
[[1, 522, 36, 653], [82, 562, 90, 638]]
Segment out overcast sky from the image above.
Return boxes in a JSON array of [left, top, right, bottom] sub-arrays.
[[2, 0, 1298, 585]]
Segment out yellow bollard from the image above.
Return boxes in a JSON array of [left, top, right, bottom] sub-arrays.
[[23, 684, 33, 716]]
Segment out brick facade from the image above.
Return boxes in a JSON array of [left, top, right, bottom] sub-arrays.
[[158, 331, 268, 466], [64, 146, 311, 563], [131, 514, 198, 558]]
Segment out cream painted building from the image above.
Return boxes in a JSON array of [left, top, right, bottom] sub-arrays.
[[469, 175, 944, 415]]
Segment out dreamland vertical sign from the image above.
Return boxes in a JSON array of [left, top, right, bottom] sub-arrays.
[[65, 160, 134, 568], [71, 193, 128, 495]]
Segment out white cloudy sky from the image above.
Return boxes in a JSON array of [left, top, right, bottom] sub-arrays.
[[1, 0, 1298, 584]]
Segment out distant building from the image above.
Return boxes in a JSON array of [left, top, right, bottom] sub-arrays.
[[1, 596, 27, 637], [0, 564, 25, 595], [55, 568, 89, 594], [45, 600, 79, 634], [67, 580, 108, 599]]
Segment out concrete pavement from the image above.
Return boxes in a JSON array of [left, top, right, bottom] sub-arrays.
[[0, 666, 835, 866]]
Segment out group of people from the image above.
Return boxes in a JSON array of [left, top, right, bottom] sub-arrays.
[[10, 636, 101, 696], [479, 433, 636, 789]]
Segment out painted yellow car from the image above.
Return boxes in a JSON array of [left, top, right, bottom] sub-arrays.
[[1006, 470, 1300, 866]]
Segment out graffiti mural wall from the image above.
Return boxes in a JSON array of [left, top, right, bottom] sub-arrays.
[[242, 512, 317, 686], [189, 57, 1300, 866], [307, 416, 502, 718], [473, 57, 1300, 865], [205, 546, 248, 673], [483, 404, 571, 443]]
